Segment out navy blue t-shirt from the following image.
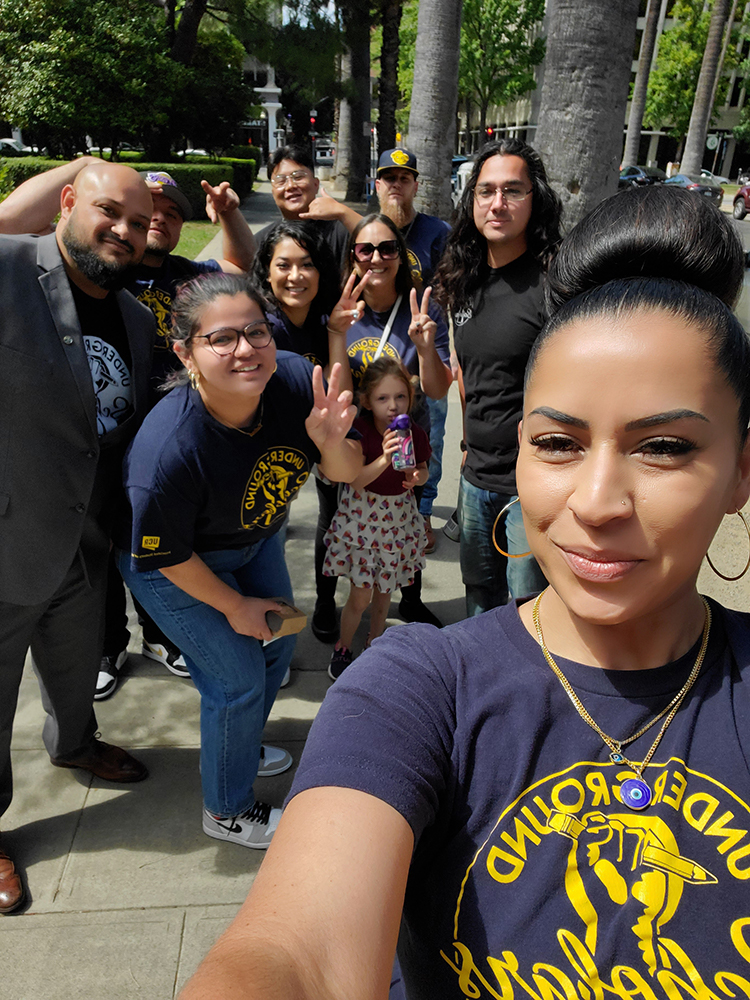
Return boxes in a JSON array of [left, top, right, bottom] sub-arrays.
[[290, 598, 750, 998], [268, 308, 330, 369], [402, 212, 450, 287], [121, 352, 321, 569], [127, 255, 221, 387]]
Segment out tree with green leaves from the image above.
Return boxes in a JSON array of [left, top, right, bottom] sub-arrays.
[[642, 0, 740, 155], [0, 0, 252, 159], [458, 0, 545, 137]]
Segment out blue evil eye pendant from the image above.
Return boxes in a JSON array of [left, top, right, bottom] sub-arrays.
[[610, 752, 626, 764], [620, 777, 653, 811]]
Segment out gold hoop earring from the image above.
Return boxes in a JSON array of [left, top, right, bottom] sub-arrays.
[[272, 363, 278, 374], [706, 509, 750, 581], [492, 497, 531, 559], [188, 370, 201, 391]]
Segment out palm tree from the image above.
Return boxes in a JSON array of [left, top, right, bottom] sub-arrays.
[[406, 0, 464, 218], [623, 0, 661, 169], [534, 0, 640, 229], [681, 0, 732, 176]]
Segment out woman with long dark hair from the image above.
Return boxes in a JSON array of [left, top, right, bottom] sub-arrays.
[[181, 186, 750, 998]]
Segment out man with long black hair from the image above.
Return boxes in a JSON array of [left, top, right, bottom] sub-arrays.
[[432, 139, 563, 615]]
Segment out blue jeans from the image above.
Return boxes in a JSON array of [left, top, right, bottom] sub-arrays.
[[419, 395, 448, 518], [117, 533, 294, 817], [458, 475, 547, 616]]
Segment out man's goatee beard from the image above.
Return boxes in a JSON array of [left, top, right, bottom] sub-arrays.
[[379, 199, 409, 230], [62, 228, 137, 291]]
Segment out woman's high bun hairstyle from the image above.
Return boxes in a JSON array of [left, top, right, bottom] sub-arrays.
[[527, 185, 750, 441]]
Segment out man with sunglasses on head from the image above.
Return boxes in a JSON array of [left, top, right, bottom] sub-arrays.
[[432, 139, 563, 617]]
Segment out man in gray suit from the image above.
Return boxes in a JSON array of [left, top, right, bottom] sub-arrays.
[[0, 162, 156, 914]]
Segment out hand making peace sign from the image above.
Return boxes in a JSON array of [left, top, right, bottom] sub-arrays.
[[407, 286, 438, 353], [326, 269, 372, 338]]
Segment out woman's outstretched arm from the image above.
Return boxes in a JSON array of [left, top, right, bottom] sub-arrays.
[[178, 786, 414, 1000]]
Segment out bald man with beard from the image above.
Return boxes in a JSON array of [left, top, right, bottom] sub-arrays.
[[0, 162, 156, 914]]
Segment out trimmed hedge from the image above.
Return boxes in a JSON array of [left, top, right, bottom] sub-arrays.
[[224, 144, 263, 162], [0, 156, 257, 217]]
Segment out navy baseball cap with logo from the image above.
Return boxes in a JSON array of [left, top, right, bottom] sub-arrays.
[[139, 171, 193, 221], [377, 148, 419, 177]]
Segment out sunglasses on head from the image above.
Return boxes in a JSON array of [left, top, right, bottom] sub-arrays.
[[352, 239, 400, 262]]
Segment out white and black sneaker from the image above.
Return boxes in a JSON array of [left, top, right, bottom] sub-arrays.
[[94, 650, 128, 701], [202, 801, 281, 849], [142, 639, 190, 677], [257, 744, 293, 777]]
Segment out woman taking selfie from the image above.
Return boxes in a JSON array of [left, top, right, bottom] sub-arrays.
[[117, 272, 361, 850], [180, 187, 750, 995]]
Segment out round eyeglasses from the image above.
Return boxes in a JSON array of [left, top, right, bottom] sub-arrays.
[[352, 239, 400, 262], [474, 185, 532, 206], [194, 322, 273, 356]]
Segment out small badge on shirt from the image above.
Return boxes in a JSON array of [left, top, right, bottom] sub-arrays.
[[142, 536, 161, 550]]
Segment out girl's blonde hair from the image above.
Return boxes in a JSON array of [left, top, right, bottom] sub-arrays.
[[358, 356, 415, 413]]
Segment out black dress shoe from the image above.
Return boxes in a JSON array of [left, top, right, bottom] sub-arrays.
[[0, 848, 24, 914], [51, 739, 148, 783], [398, 598, 442, 628], [311, 600, 340, 643]]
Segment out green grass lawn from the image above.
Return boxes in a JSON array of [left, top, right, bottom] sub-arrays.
[[174, 219, 218, 259]]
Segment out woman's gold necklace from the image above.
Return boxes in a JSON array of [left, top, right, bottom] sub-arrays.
[[531, 591, 711, 811], [203, 395, 264, 437]]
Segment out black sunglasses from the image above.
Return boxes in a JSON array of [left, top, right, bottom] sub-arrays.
[[352, 239, 400, 262]]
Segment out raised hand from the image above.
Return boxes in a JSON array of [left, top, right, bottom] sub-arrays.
[[299, 187, 341, 221], [305, 363, 357, 451], [201, 180, 240, 222], [327, 269, 372, 337], [408, 286, 437, 353]]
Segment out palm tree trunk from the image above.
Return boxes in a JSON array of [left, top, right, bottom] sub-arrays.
[[623, 0, 660, 168], [406, 0, 463, 218], [378, 0, 402, 155], [681, 0, 731, 176], [535, 0, 640, 229]]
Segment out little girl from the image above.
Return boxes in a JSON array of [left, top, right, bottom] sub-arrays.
[[323, 357, 431, 679]]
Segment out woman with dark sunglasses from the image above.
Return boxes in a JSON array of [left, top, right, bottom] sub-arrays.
[[115, 272, 363, 850], [322, 214, 452, 632]]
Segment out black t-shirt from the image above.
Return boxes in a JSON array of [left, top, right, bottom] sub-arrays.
[[268, 308, 330, 369], [290, 598, 750, 998], [127, 255, 221, 388], [120, 351, 322, 569], [256, 219, 350, 270], [453, 251, 545, 494], [70, 281, 133, 436]]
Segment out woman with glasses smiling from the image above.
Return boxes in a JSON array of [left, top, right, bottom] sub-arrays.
[[115, 272, 363, 850]]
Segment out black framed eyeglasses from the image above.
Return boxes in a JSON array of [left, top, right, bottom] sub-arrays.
[[352, 239, 400, 262], [194, 322, 273, 356]]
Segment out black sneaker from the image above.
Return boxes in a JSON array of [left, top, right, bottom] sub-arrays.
[[94, 650, 128, 701], [328, 645, 353, 681], [311, 599, 339, 643], [398, 598, 442, 628], [142, 639, 190, 677]]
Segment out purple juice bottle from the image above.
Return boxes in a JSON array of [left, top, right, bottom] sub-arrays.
[[389, 414, 416, 470]]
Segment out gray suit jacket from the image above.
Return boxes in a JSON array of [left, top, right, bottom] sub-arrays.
[[0, 233, 155, 605]]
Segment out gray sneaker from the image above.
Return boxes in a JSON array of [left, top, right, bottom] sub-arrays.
[[202, 801, 281, 849], [443, 509, 460, 542], [257, 744, 293, 777]]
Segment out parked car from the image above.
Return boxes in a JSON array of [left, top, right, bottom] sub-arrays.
[[701, 168, 730, 186], [618, 165, 667, 188], [732, 183, 750, 219], [0, 137, 34, 156], [315, 142, 336, 167], [663, 172, 724, 206]]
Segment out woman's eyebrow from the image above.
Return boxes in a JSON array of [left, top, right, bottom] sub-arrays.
[[528, 407, 588, 428], [624, 409, 709, 430]]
